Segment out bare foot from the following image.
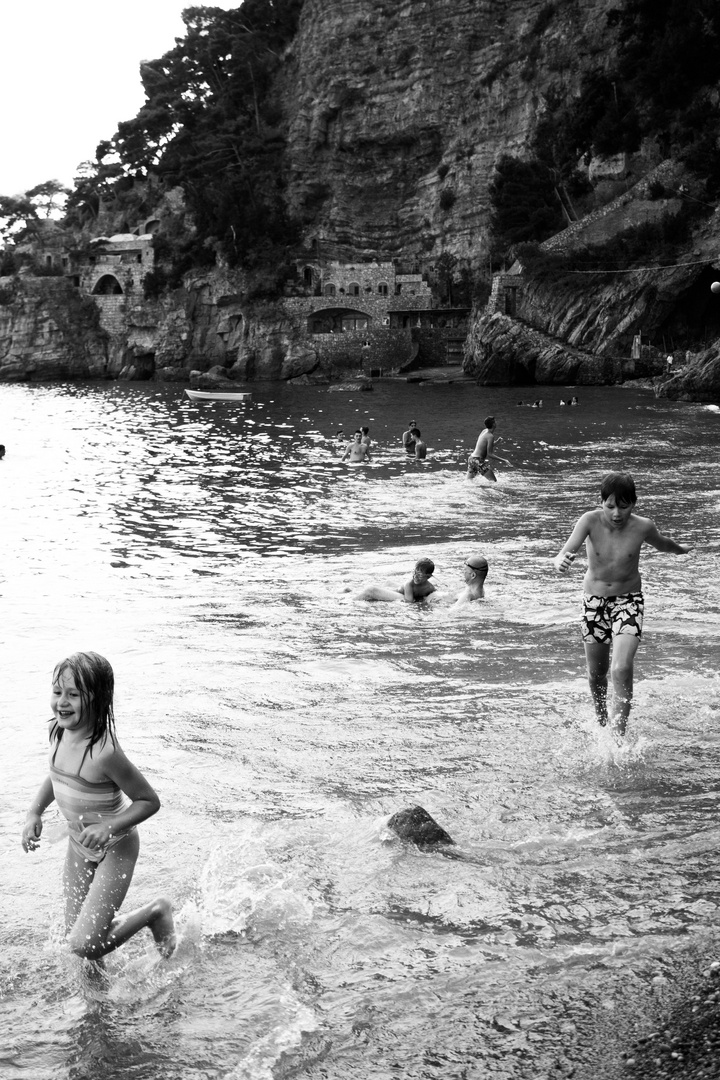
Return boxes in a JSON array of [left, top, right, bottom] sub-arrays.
[[149, 897, 177, 958]]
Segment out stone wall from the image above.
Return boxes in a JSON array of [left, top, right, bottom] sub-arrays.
[[312, 326, 413, 374]]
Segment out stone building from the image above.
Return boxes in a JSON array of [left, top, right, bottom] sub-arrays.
[[284, 258, 467, 374]]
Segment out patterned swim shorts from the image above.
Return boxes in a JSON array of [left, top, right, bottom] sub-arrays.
[[581, 591, 644, 644], [467, 456, 492, 479]]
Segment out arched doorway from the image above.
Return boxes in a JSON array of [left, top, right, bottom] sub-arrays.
[[91, 274, 123, 295]]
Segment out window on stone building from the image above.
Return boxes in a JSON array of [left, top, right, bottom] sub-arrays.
[[303, 266, 313, 286], [341, 315, 369, 332], [378, 282, 388, 295], [348, 282, 360, 296], [324, 283, 336, 297]]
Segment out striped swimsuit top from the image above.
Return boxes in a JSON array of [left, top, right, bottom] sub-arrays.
[[50, 759, 132, 863]]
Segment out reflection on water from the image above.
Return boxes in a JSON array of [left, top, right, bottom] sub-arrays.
[[1, 379, 720, 1079]]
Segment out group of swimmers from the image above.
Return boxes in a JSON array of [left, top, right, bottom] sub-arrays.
[[339, 421, 429, 462], [353, 553, 488, 607], [354, 469, 691, 741]]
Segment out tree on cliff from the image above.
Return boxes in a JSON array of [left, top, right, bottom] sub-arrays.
[[0, 181, 70, 244], [488, 156, 564, 258], [92, 0, 303, 288], [538, 0, 720, 193]]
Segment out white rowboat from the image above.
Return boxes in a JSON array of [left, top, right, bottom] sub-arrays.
[[185, 389, 252, 401]]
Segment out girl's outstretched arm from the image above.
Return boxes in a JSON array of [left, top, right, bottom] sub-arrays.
[[22, 775, 55, 851], [75, 746, 160, 854]]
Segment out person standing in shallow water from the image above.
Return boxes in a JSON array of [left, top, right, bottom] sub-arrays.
[[402, 421, 418, 454], [341, 431, 371, 462], [553, 472, 691, 735], [467, 416, 510, 482], [22, 651, 176, 960]]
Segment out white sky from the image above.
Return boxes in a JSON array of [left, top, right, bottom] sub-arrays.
[[0, 1, 242, 197]]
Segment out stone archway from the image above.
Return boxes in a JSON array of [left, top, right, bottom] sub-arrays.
[[308, 307, 371, 334], [91, 274, 123, 295]]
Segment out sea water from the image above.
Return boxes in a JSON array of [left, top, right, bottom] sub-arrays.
[[1, 379, 720, 1080]]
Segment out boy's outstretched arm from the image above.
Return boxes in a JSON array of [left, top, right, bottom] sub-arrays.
[[644, 522, 692, 555], [553, 514, 591, 573]]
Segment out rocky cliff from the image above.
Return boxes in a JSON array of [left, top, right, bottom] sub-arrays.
[[0, 275, 108, 380], [5, 0, 720, 401], [283, 0, 616, 265]]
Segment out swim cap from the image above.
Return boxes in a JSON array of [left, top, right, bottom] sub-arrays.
[[465, 555, 488, 571]]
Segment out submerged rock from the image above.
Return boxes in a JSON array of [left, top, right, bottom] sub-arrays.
[[387, 805, 455, 846]]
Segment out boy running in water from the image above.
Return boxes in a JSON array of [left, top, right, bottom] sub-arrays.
[[553, 472, 690, 734]]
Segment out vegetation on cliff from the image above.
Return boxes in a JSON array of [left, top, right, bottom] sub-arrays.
[[71, 1, 304, 296], [489, 0, 720, 259]]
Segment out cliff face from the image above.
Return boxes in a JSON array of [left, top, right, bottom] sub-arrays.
[[0, 276, 108, 380], [6, 0, 720, 400], [282, 0, 617, 264]]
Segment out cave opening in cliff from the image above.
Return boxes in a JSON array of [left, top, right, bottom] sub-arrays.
[[92, 275, 124, 295], [656, 267, 720, 351]]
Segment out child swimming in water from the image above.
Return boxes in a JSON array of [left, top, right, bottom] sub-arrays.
[[352, 558, 437, 602], [21, 651, 176, 960]]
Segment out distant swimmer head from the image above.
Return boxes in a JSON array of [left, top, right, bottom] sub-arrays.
[[410, 427, 421, 437], [414, 557, 435, 581], [484, 415, 495, 429], [465, 555, 489, 576], [600, 470, 637, 507]]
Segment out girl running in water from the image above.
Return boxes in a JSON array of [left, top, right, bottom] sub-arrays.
[[22, 651, 175, 960]]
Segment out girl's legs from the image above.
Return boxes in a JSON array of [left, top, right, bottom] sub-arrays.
[[583, 641, 610, 725], [64, 832, 176, 960]]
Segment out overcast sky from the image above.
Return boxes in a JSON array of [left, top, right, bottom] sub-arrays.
[[0, 1, 241, 197]]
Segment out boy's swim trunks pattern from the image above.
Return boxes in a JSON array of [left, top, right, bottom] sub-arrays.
[[467, 456, 492, 478], [581, 591, 644, 643]]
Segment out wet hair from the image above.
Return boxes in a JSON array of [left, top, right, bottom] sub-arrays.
[[410, 427, 421, 437], [361, 426, 369, 435], [600, 471, 637, 506], [415, 558, 435, 576], [484, 416, 495, 428], [50, 651, 117, 758]]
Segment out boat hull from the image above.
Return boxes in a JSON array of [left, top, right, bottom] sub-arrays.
[[185, 389, 251, 401]]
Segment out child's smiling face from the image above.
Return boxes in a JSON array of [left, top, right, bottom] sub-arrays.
[[51, 670, 91, 732]]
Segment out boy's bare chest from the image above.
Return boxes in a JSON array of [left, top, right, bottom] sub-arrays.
[[589, 525, 642, 564]]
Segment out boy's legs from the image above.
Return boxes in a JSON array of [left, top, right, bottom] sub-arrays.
[[609, 634, 640, 734], [583, 641, 610, 725]]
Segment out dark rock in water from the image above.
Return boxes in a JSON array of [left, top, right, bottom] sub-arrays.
[[189, 364, 238, 390], [387, 805, 455, 846], [328, 380, 373, 392]]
